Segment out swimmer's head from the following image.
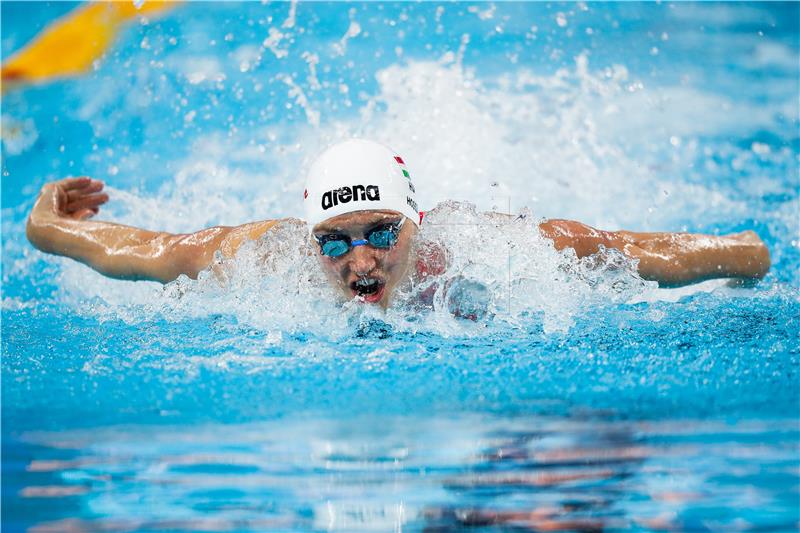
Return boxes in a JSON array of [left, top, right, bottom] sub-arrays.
[[304, 139, 421, 307]]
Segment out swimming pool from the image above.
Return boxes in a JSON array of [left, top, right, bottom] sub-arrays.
[[2, 2, 799, 531]]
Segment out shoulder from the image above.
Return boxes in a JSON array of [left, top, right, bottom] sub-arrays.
[[414, 240, 448, 280], [218, 219, 287, 258], [538, 219, 591, 248], [538, 218, 591, 238]]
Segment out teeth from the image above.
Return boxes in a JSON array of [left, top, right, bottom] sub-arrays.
[[353, 278, 382, 296]]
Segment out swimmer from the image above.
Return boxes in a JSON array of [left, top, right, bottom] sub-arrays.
[[26, 139, 771, 309]]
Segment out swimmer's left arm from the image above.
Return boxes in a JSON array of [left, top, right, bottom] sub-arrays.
[[538, 219, 771, 287]]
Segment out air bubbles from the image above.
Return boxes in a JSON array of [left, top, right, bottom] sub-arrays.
[[333, 20, 362, 56], [751, 142, 770, 156], [555, 12, 568, 27], [0, 113, 38, 155], [626, 81, 644, 92], [467, 4, 496, 21]]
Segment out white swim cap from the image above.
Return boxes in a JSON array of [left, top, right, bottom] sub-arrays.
[[303, 139, 420, 230]]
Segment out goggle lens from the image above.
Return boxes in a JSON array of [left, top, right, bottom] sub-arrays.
[[367, 228, 398, 248], [321, 239, 350, 258]]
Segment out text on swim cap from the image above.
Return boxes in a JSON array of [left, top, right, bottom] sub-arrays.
[[321, 185, 380, 210]]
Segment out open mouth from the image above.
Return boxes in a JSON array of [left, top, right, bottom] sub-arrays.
[[350, 277, 385, 303]]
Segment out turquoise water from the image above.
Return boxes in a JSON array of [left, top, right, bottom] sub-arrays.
[[2, 2, 799, 531]]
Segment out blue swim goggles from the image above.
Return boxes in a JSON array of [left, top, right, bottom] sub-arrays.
[[314, 218, 405, 258]]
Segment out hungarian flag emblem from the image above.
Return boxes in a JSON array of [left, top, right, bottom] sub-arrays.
[[394, 155, 411, 179]]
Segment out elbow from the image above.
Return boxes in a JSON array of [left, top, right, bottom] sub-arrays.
[[25, 216, 41, 249], [26, 214, 56, 254], [539, 219, 585, 253], [160, 234, 219, 283]]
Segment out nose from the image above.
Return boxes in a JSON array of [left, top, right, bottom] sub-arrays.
[[348, 244, 378, 276]]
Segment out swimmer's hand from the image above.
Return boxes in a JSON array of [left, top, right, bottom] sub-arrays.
[[34, 176, 108, 221], [26, 177, 280, 283], [26, 177, 109, 252]]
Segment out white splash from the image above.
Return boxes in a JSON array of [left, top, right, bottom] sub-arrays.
[[1, 115, 39, 155], [262, 28, 289, 59], [333, 20, 362, 57], [302, 51, 322, 90], [279, 74, 321, 126], [182, 57, 226, 85], [282, 0, 298, 29]]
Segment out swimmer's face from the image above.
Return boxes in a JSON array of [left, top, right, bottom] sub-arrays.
[[311, 210, 418, 308]]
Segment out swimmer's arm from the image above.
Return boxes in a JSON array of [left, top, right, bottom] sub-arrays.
[[538, 219, 771, 287], [26, 177, 279, 283]]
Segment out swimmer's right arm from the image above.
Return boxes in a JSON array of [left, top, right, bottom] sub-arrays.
[[26, 177, 279, 283]]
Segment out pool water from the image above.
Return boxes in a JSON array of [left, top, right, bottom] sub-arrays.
[[2, 2, 799, 531]]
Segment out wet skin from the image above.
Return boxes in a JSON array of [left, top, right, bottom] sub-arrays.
[[311, 210, 419, 309]]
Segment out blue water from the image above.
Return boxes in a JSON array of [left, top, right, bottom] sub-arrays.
[[2, 2, 799, 532]]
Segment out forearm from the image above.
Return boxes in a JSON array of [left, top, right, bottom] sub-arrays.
[[539, 219, 771, 287], [616, 230, 771, 287], [27, 216, 228, 283]]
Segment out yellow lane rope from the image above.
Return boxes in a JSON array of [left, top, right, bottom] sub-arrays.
[[1, 1, 178, 92]]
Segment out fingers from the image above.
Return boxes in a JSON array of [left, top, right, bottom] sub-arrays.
[[56, 177, 107, 214], [45, 176, 103, 196], [64, 192, 109, 214], [66, 179, 104, 202], [58, 176, 94, 190], [72, 208, 98, 220], [37, 176, 109, 219], [61, 176, 104, 189]]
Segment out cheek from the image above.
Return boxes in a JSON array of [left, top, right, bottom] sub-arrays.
[[318, 256, 345, 280], [381, 244, 410, 277]]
